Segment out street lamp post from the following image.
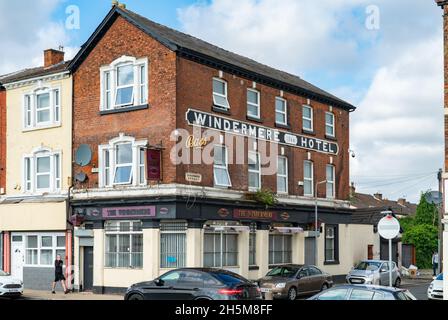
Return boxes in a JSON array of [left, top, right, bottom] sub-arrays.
[[314, 180, 327, 267]]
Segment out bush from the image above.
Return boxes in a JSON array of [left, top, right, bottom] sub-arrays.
[[402, 224, 438, 269]]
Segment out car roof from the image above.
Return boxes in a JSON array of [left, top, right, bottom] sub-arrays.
[[335, 284, 405, 293], [270, 264, 305, 268], [359, 260, 392, 264]]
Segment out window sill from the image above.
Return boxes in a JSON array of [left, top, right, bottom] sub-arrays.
[[212, 106, 231, 115], [103, 267, 144, 270], [249, 266, 260, 271], [246, 115, 263, 123], [22, 123, 62, 132], [302, 130, 315, 136], [325, 135, 337, 141], [275, 123, 291, 130], [324, 260, 340, 266], [99, 104, 149, 115]]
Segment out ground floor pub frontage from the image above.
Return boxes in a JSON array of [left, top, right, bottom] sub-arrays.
[[70, 198, 381, 294], [0, 199, 73, 290]]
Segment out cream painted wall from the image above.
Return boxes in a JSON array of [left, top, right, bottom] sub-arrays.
[[5, 75, 72, 195], [103, 269, 146, 288], [0, 202, 67, 231]]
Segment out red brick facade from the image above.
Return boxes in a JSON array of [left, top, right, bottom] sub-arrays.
[[0, 87, 5, 193], [73, 15, 350, 200]]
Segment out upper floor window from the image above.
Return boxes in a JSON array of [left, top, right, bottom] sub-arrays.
[[23, 148, 61, 194], [98, 134, 148, 188], [212, 78, 230, 110], [247, 89, 260, 119], [275, 97, 287, 126], [213, 145, 231, 187], [303, 105, 313, 132], [325, 112, 335, 137], [326, 165, 335, 199], [100, 56, 148, 111], [23, 87, 61, 130], [303, 160, 314, 197], [248, 151, 261, 191], [277, 156, 288, 194]]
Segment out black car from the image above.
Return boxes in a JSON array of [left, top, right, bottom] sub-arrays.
[[124, 268, 263, 300], [307, 284, 417, 300]]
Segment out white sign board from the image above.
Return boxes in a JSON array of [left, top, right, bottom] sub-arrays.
[[378, 215, 400, 240]]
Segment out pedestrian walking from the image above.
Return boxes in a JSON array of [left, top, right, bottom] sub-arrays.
[[432, 251, 439, 276], [51, 254, 69, 294]]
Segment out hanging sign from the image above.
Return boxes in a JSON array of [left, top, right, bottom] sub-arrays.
[[147, 149, 162, 181]]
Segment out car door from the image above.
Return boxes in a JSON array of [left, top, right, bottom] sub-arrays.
[[379, 262, 389, 285], [297, 267, 311, 294], [173, 271, 205, 300], [308, 267, 324, 292], [142, 270, 183, 300]]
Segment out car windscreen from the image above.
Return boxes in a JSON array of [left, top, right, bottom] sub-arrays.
[[211, 272, 248, 286], [355, 261, 381, 271], [0, 270, 9, 276], [267, 266, 300, 277], [436, 273, 443, 281]]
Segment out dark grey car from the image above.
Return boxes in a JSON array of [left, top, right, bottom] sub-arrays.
[[124, 268, 262, 300]]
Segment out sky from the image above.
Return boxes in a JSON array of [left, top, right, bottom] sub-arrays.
[[0, 0, 444, 203]]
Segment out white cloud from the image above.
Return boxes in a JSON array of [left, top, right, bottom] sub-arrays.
[[0, 0, 78, 74], [178, 0, 444, 202]]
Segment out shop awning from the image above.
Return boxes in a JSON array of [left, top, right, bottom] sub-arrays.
[[208, 225, 250, 232], [274, 227, 304, 234]]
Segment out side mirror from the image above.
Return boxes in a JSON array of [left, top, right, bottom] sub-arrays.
[[154, 279, 164, 287], [380, 268, 387, 273]]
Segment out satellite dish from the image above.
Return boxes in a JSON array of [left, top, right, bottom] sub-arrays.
[[425, 191, 442, 205], [75, 144, 92, 167], [75, 172, 87, 183]]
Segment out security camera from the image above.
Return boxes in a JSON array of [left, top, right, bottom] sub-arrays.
[[349, 150, 356, 158]]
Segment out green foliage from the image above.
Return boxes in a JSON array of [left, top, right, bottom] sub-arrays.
[[401, 191, 440, 269], [250, 189, 278, 207], [402, 224, 438, 269]]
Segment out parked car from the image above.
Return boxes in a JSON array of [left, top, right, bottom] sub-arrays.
[[308, 284, 417, 300], [428, 273, 443, 300], [0, 270, 23, 298], [346, 260, 401, 287], [257, 264, 333, 300], [124, 268, 262, 300]]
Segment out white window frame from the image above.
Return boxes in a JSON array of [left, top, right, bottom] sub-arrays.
[[22, 233, 66, 268], [277, 156, 288, 194], [23, 86, 61, 131], [160, 221, 187, 269], [269, 233, 292, 265], [23, 147, 62, 194], [100, 56, 148, 111], [303, 105, 314, 132], [275, 97, 288, 126], [212, 78, 230, 110], [303, 160, 314, 197], [213, 145, 232, 188], [248, 151, 261, 192], [325, 225, 336, 262], [326, 164, 336, 199], [325, 112, 335, 137], [247, 89, 260, 119], [98, 134, 148, 188]]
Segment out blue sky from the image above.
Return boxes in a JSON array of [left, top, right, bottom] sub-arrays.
[[0, 0, 444, 203]]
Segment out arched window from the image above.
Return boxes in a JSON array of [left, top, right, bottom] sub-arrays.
[[23, 86, 61, 130], [23, 147, 61, 193]]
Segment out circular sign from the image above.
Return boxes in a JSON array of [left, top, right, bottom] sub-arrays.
[[378, 215, 400, 240]]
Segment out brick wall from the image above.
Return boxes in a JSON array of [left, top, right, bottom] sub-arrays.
[[0, 88, 5, 192], [72, 16, 177, 189]]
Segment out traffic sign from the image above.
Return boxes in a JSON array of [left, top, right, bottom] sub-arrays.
[[378, 213, 400, 240]]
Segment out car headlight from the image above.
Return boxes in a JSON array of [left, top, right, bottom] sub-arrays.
[[429, 284, 433, 290], [275, 283, 287, 289]]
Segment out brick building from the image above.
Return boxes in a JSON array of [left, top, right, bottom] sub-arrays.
[[0, 83, 5, 270], [65, 5, 383, 295]]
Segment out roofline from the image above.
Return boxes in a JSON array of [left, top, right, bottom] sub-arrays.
[[68, 6, 357, 112], [1, 70, 70, 88]]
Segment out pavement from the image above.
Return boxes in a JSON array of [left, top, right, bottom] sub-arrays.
[[5, 289, 123, 300]]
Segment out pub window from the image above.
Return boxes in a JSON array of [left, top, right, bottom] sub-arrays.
[[277, 156, 288, 194], [325, 225, 339, 263], [24, 234, 66, 267], [214, 145, 231, 187], [23, 87, 61, 130], [303, 161, 314, 197], [247, 89, 260, 118], [99, 134, 148, 188], [204, 232, 238, 268], [23, 148, 62, 194], [212, 78, 230, 110], [275, 97, 287, 125], [249, 224, 257, 266], [326, 165, 335, 199], [100, 56, 148, 111], [160, 221, 187, 269], [302, 105, 313, 131], [248, 151, 261, 191], [325, 112, 335, 137], [269, 233, 292, 265], [105, 221, 143, 269]]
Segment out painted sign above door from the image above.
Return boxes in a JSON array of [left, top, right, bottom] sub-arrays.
[[186, 109, 339, 155]]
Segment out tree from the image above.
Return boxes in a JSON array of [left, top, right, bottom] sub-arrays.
[[414, 192, 438, 227]]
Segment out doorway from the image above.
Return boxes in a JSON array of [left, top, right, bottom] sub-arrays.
[[305, 237, 316, 266], [83, 246, 94, 291], [368, 245, 374, 260], [11, 235, 24, 281]]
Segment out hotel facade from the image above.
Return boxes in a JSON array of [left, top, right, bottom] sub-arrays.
[[2, 5, 382, 294]]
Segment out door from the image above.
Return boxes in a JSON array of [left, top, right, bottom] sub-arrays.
[[83, 246, 94, 291], [305, 238, 316, 266], [308, 266, 324, 292], [11, 235, 24, 281], [379, 262, 389, 285], [297, 267, 311, 294], [368, 245, 374, 260]]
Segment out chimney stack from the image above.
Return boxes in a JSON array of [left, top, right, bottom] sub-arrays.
[[44, 49, 65, 68], [349, 182, 356, 197], [374, 193, 383, 201], [398, 198, 407, 206]]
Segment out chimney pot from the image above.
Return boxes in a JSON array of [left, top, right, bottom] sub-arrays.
[[398, 198, 406, 206], [44, 49, 65, 68], [374, 193, 383, 201], [349, 182, 356, 196]]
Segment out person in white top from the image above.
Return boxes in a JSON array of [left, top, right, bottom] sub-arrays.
[[432, 251, 439, 276]]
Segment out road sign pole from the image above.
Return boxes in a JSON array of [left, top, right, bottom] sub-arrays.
[[389, 239, 393, 287]]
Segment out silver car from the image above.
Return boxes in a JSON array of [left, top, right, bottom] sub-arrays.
[[346, 260, 401, 287]]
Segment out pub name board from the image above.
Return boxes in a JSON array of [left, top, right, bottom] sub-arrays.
[[186, 109, 339, 155]]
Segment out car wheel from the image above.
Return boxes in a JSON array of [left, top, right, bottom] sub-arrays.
[[321, 283, 329, 292], [287, 287, 297, 301], [394, 278, 401, 288], [127, 294, 144, 301]]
